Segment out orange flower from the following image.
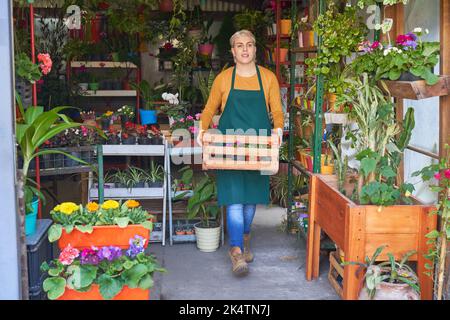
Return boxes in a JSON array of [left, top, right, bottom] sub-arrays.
[[86, 202, 99, 212], [125, 200, 140, 208]]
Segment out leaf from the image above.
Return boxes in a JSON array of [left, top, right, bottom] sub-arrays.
[[121, 264, 148, 289], [48, 224, 63, 242], [64, 225, 74, 234], [380, 166, 396, 178], [124, 260, 136, 270], [422, 68, 439, 85], [75, 225, 94, 234], [360, 158, 377, 177], [138, 274, 154, 290], [66, 265, 97, 290], [114, 217, 131, 228], [388, 69, 401, 80], [425, 230, 440, 239], [97, 274, 123, 300], [141, 220, 153, 231], [43, 277, 66, 300]]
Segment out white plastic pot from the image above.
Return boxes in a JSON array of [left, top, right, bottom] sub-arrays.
[[194, 222, 221, 252]]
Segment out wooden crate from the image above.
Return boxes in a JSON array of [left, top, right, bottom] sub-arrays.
[[202, 132, 280, 173], [379, 75, 450, 100], [328, 250, 344, 299]]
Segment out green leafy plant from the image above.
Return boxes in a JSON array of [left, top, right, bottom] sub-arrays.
[[47, 200, 154, 243], [41, 236, 166, 300], [351, 29, 440, 85], [412, 144, 450, 299], [343, 246, 419, 299], [357, 0, 409, 8], [131, 80, 168, 110], [305, 3, 367, 94], [270, 173, 307, 208], [186, 173, 219, 228], [145, 161, 164, 184], [196, 69, 216, 105], [172, 166, 194, 199], [15, 53, 42, 84]]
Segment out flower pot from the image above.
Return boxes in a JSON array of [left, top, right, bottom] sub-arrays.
[[64, 151, 81, 167], [320, 164, 334, 175], [159, 0, 173, 12], [40, 153, 54, 169], [111, 80, 122, 90], [58, 285, 150, 300], [273, 48, 289, 63], [54, 153, 65, 168], [280, 19, 292, 35], [397, 70, 429, 82], [301, 30, 315, 47], [78, 83, 89, 91], [120, 115, 130, 127], [25, 197, 39, 236], [107, 136, 120, 144], [121, 136, 137, 145], [198, 43, 214, 56], [358, 282, 420, 300], [100, 80, 111, 90], [326, 93, 340, 112], [81, 150, 94, 163], [135, 182, 145, 188], [188, 28, 202, 41], [194, 222, 221, 252], [151, 136, 163, 145], [101, 118, 110, 131], [137, 136, 152, 145], [111, 52, 120, 62], [122, 79, 131, 90], [89, 82, 100, 91], [272, 23, 277, 35], [58, 224, 151, 250], [140, 109, 157, 125], [149, 181, 163, 188]]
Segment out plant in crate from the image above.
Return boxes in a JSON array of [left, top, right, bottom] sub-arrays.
[[343, 246, 420, 300], [48, 200, 154, 249], [41, 236, 166, 300], [149, 125, 163, 145], [136, 124, 151, 145], [145, 161, 164, 188], [116, 105, 135, 126], [122, 122, 137, 145], [412, 144, 450, 300], [187, 173, 221, 252], [351, 28, 440, 85]]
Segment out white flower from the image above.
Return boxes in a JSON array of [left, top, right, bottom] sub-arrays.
[[383, 49, 390, 56], [301, 16, 308, 23], [425, 28, 430, 34], [413, 27, 422, 33]]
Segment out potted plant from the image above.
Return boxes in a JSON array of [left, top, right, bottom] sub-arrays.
[[106, 127, 121, 144], [100, 111, 114, 131], [198, 18, 214, 57], [41, 236, 166, 300], [117, 105, 135, 127], [186, 173, 220, 252], [344, 246, 420, 300], [131, 80, 165, 125], [169, 115, 197, 146], [121, 131, 136, 145], [146, 161, 164, 188], [149, 125, 163, 145], [63, 128, 83, 167], [48, 200, 154, 249], [187, 5, 203, 41], [136, 124, 151, 144], [88, 74, 100, 91], [280, 9, 292, 35], [127, 166, 147, 188], [113, 169, 133, 189]]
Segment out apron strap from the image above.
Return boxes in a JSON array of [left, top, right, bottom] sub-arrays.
[[231, 65, 265, 96]]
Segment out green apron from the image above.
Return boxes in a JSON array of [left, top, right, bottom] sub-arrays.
[[216, 65, 272, 206]]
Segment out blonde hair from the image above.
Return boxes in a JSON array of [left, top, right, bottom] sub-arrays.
[[229, 30, 256, 47]]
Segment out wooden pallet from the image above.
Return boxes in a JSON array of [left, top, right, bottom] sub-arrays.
[[202, 132, 280, 173], [328, 250, 344, 299]]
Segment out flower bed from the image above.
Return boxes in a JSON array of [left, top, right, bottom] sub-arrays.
[[41, 236, 166, 300]]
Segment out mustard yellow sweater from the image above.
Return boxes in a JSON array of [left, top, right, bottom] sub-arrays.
[[199, 66, 284, 131]]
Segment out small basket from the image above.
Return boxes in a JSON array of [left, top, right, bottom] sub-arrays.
[[202, 132, 280, 173]]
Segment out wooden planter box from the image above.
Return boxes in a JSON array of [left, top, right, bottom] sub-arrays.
[[379, 75, 450, 100], [58, 285, 149, 300], [58, 225, 151, 250], [305, 174, 437, 300]]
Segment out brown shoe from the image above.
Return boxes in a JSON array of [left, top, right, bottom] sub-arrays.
[[243, 234, 254, 263], [228, 247, 249, 276]]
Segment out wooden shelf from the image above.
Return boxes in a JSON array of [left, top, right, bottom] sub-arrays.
[[89, 187, 164, 199], [379, 75, 450, 100], [71, 61, 138, 69], [269, 34, 291, 40], [82, 90, 137, 97], [291, 47, 318, 53]]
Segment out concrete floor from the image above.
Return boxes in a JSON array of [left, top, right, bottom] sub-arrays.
[[147, 205, 339, 300]]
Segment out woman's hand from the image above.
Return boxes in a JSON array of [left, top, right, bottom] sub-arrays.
[[196, 129, 205, 147], [272, 128, 283, 146]]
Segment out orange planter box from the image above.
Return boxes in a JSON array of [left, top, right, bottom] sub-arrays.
[[58, 285, 150, 300], [58, 225, 150, 250]]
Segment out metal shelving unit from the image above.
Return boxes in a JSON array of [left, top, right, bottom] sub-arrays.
[[88, 139, 170, 245]]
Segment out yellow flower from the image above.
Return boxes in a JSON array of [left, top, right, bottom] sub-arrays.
[[125, 200, 140, 209], [102, 200, 120, 210], [53, 205, 61, 212], [86, 202, 99, 212], [59, 202, 79, 215], [405, 191, 412, 198], [104, 111, 114, 117]]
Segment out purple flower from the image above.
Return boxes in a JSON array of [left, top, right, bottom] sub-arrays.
[[403, 40, 418, 50], [80, 247, 100, 265], [98, 246, 122, 261], [126, 235, 146, 258], [407, 32, 418, 41]]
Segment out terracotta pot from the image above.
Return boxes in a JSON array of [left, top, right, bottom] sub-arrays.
[[320, 164, 334, 175], [159, 0, 173, 12], [58, 285, 150, 300], [280, 19, 292, 35], [303, 30, 314, 47], [58, 224, 151, 250], [326, 93, 342, 112], [198, 43, 214, 56], [273, 48, 289, 63], [359, 282, 420, 300]]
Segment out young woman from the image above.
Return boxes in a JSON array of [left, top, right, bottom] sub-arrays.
[[197, 30, 284, 276]]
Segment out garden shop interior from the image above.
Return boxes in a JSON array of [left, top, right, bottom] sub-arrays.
[[1, 0, 450, 301]]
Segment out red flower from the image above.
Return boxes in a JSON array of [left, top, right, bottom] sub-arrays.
[[37, 53, 52, 75], [163, 42, 174, 50], [444, 169, 450, 179], [396, 34, 414, 46], [434, 172, 442, 180]]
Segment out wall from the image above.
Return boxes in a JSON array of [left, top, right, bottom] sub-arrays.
[[402, 0, 440, 204]]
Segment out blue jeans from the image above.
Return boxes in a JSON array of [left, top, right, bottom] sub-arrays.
[[226, 204, 256, 251]]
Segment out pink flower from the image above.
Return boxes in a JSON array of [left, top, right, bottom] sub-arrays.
[[188, 126, 198, 134], [37, 53, 52, 75], [434, 172, 442, 180], [195, 113, 201, 120], [81, 126, 88, 136], [186, 115, 194, 121], [179, 118, 185, 123], [212, 123, 218, 129], [371, 41, 381, 50], [445, 169, 450, 179], [58, 244, 79, 265]]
